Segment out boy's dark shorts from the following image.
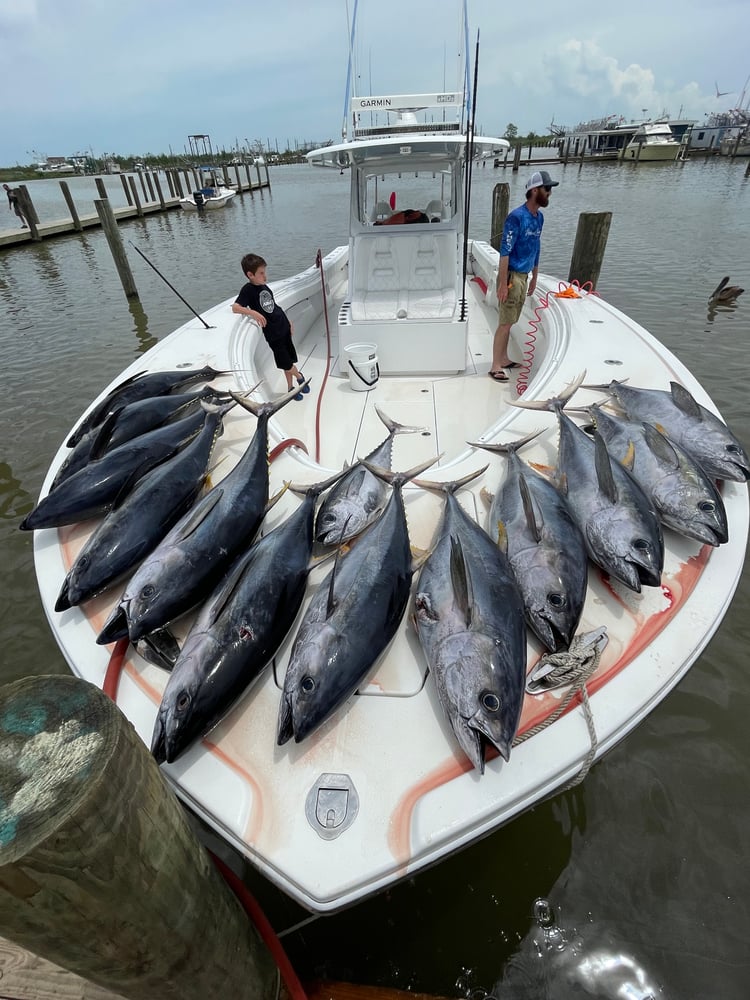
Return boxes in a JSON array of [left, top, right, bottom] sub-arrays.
[[265, 332, 298, 371], [498, 270, 529, 325]]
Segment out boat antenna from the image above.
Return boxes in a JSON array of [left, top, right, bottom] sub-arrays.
[[462, 0, 471, 130], [128, 242, 213, 329], [342, 0, 360, 140], [460, 28, 480, 322]]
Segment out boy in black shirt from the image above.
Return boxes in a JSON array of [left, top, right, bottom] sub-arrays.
[[232, 253, 308, 400]]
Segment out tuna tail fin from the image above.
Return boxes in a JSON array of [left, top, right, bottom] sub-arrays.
[[374, 404, 428, 438], [287, 467, 349, 499], [467, 429, 542, 456], [228, 380, 308, 419], [361, 454, 442, 489], [511, 370, 588, 412], [411, 465, 488, 495]]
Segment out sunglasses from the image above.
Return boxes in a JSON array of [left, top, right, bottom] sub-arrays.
[[543, 185, 553, 192]]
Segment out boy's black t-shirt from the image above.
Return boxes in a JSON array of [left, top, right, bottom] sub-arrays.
[[235, 282, 290, 340]]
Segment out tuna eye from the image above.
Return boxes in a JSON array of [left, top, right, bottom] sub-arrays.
[[481, 692, 500, 713], [727, 445, 741, 455], [698, 500, 716, 513], [548, 593, 565, 608], [633, 538, 650, 551], [176, 692, 190, 713], [141, 584, 155, 598], [302, 676, 316, 693]]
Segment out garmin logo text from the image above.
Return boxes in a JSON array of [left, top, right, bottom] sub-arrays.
[[359, 98, 392, 108], [437, 94, 456, 103]]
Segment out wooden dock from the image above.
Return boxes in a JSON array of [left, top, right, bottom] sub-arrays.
[[0, 162, 270, 249]]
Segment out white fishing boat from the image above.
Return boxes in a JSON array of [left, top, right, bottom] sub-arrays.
[[179, 183, 236, 210], [620, 122, 682, 162], [28, 27, 748, 917]]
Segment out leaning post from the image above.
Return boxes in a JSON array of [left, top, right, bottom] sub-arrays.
[[128, 176, 144, 217], [59, 181, 83, 231], [568, 211, 612, 289], [16, 186, 41, 239], [0, 675, 279, 1000], [512, 143, 522, 173], [93, 198, 139, 298], [490, 182, 510, 253]]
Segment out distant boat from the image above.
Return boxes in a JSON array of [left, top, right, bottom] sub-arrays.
[[719, 125, 750, 156], [620, 122, 682, 162], [179, 184, 236, 210], [557, 116, 693, 161]]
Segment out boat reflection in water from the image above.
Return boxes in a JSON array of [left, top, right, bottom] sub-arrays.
[[488, 899, 663, 999]]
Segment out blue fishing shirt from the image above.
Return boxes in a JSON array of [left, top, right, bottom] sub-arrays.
[[500, 203, 544, 273]]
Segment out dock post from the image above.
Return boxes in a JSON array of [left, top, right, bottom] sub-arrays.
[[745, 159, 750, 178], [0, 675, 278, 1000], [94, 198, 139, 298], [128, 176, 144, 217], [568, 211, 612, 289], [730, 131, 742, 159], [245, 162, 254, 191], [490, 183, 510, 252], [120, 173, 133, 206], [153, 172, 166, 209], [95, 177, 108, 200], [234, 163, 242, 190], [256, 159, 263, 187], [512, 144, 522, 173], [165, 169, 175, 197], [139, 171, 148, 200], [59, 181, 83, 231], [17, 186, 41, 240], [145, 172, 155, 202]]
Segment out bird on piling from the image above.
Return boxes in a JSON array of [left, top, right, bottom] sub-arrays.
[[709, 276, 744, 303]]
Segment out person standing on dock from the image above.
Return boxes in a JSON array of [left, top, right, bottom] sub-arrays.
[[490, 169, 559, 382], [3, 184, 29, 228]]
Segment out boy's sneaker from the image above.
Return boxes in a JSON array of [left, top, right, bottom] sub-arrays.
[[297, 375, 310, 394], [293, 392, 304, 401]]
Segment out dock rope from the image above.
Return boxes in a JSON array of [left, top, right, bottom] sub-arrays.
[[514, 626, 608, 788]]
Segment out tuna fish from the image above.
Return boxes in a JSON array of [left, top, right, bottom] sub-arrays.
[[97, 384, 306, 645], [151, 471, 344, 764], [572, 403, 728, 546], [66, 365, 229, 447], [516, 376, 664, 593], [55, 399, 232, 612], [412, 471, 527, 771], [278, 456, 437, 745], [470, 432, 588, 652], [314, 406, 426, 545], [51, 387, 229, 490], [20, 407, 211, 531], [583, 379, 750, 483]]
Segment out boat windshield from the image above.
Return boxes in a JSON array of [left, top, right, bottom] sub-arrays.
[[358, 166, 455, 226]]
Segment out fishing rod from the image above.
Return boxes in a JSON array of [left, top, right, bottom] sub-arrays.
[[129, 242, 214, 329], [460, 28, 480, 321]]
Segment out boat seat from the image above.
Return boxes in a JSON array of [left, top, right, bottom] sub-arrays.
[[350, 236, 401, 320], [406, 235, 456, 318], [370, 201, 393, 223], [424, 199, 445, 222]]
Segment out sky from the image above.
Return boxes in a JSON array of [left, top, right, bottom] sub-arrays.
[[1, 0, 748, 165]]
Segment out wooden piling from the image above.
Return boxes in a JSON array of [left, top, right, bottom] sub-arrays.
[[568, 211, 612, 289], [490, 182, 510, 252], [245, 163, 253, 191], [59, 181, 83, 231], [234, 164, 242, 190], [145, 172, 155, 202], [0, 675, 278, 1000], [139, 171, 148, 201], [152, 172, 166, 209], [120, 174, 133, 206], [95, 177, 108, 199], [127, 176, 144, 218], [93, 198, 139, 298], [512, 144, 522, 173]]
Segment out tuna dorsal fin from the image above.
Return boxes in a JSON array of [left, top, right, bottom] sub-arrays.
[[206, 547, 258, 623], [518, 473, 543, 543], [594, 432, 618, 504], [669, 381, 702, 420], [449, 534, 473, 628], [89, 409, 121, 460], [641, 421, 680, 468]]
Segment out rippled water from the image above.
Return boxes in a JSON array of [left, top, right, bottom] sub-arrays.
[[1, 159, 749, 998]]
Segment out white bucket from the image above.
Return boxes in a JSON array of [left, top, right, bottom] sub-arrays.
[[344, 342, 379, 392]]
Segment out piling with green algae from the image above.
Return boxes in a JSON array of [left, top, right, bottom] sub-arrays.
[[0, 675, 279, 1000]]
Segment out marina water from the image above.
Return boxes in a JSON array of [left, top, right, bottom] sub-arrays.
[[1, 157, 748, 998]]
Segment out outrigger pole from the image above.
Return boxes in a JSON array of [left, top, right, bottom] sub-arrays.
[[129, 242, 213, 329], [342, 0, 360, 140], [460, 28, 480, 322]]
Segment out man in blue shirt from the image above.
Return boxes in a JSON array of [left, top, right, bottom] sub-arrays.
[[489, 170, 559, 381]]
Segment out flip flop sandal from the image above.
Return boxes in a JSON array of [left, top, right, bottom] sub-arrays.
[[504, 361, 521, 369], [489, 370, 509, 382]]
